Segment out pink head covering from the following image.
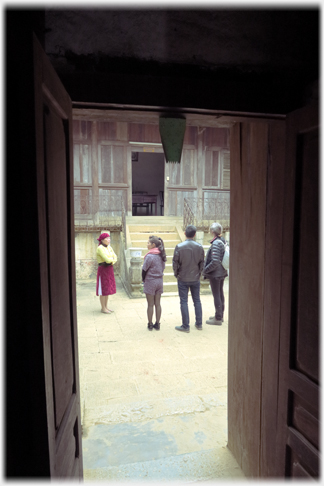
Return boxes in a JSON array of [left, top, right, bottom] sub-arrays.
[[97, 232, 110, 246]]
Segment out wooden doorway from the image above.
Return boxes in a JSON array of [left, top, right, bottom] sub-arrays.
[[227, 105, 319, 478], [131, 148, 165, 216], [7, 29, 319, 478]]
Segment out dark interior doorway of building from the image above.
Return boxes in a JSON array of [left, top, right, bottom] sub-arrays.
[[131, 151, 165, 216]]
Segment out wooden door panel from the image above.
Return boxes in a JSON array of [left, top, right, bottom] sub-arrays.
[[228, 121, 268, 477], [293, 130, 319, 382], [182, 149, 195, 185], [44, 103, 75, 428], [277, 103, 319, 478], [165, 149, 196, 215], [34, 35, 83, 478]]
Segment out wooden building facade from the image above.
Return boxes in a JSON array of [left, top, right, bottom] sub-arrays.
[[73, 110, 230, 223]]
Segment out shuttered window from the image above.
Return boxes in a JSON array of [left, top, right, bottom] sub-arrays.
[[99, 144, 126, 183], [168, 149, 195, 186], [73, 144, 92, 183], [222, 151, 230, 189], [205, 150, 220, 187]]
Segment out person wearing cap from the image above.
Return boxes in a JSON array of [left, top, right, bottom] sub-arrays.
[[96, 232, 117, 314]]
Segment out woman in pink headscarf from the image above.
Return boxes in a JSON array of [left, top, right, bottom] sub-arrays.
[[96, 232, 117, 314], [141, 235, 167, 330]]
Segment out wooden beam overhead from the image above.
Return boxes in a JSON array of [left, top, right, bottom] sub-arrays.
[[72, 104, 285, 128]]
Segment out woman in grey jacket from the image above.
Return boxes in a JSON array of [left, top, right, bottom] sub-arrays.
[[203, 222, 228, 325]]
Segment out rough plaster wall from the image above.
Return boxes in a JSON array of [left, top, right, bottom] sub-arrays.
[[75, 231, 120, 279], [45, 9, 317, 73]]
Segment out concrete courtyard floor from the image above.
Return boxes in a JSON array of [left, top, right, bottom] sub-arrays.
[[76, 276, 245, 482]]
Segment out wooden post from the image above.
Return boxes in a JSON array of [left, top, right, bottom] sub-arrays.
[[197, 128, 204, 225], [91, 121, 99, 221], [127, 145, 132, 215]]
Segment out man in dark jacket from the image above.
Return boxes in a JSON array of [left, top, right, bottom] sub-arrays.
[[203, 222, 228, 325], [172, 225, 205, 332]]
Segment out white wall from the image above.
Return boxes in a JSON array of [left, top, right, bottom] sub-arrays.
[[75, 231, 121, 279]]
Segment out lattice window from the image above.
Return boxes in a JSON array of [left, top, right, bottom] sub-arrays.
[[205, 150, 220, 187], [99, 144, 126, 183], [73, 144, 92, 183], [222, 151, 230, 189], [74, 188, 92, 215]]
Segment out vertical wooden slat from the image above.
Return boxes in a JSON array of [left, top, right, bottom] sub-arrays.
[[112, 145, 124, 183], [211, 151, 219, 187], [33, 34, 83, 479], [228, 121, 268, 477], [183, 150, 192, 185], [260, 120, 286, 476], [222, 150, 230, 189], [183, 126, 196, 145], [197, 128, 203, 203], [164, 161, 169, 216], [204, 150, 211, 186], [92, 121, 99, 214], [276, 104, 319, 478], [116, 121, 128, 141], [127, 145, 132, 215]]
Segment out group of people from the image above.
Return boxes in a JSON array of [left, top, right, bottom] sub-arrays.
[[95, 222, 228, 333]]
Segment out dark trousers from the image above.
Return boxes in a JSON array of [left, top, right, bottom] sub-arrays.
[[209, 277, 225, 320], [177, 279, 202, 329]]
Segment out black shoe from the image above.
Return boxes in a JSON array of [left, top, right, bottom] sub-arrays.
[[195, 324, 203, 330], [147, 322, 153, 331], [153, 322, 160, 330], [175, 325, 190, 333], [206, 317, 222, 325]]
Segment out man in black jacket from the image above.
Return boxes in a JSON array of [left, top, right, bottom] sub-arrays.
[[172, 225, 205, 332], [202, 222, 228, 325]]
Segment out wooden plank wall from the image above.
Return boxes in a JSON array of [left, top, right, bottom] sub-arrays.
[[228, 120, 286, 477], [260, 121, 286, 476], [228, 122, 268, 477], [73, 119, 230, 217]]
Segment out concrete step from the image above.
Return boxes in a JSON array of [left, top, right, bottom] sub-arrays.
[[128, 225, 178, 233], [160, 291, 179, 297], [162, 281, 179, 293], [130, 240, 180, 247], [131, 248, 176, 257], [130, 232, 181, 241], [126, 216, 183, 224], [163, 272, 177, 283], [162, 281, 211, 295]]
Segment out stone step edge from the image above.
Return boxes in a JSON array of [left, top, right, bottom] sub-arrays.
[[129, 240, 180, 243], [82, 447, 236, 482], [129, 236, 180, 239], [82, 393, 226, 428], [129, 230, 179, 233]]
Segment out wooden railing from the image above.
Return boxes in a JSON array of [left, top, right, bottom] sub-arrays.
[[74, 194, 124, 231], [183, 192, 230, 231]]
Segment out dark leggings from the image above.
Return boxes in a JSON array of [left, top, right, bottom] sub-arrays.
[[146, 293, 162, 323], [209, 277, 225, 320]]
